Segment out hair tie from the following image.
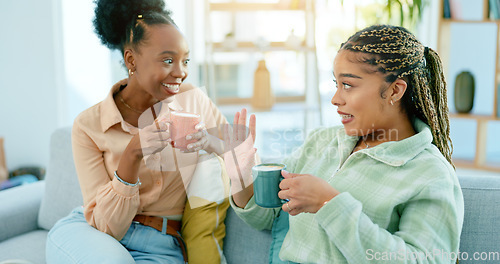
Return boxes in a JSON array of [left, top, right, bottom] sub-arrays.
[[420, 46, 429, 68]]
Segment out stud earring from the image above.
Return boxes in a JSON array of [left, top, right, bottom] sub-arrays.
[[390, 100, 394, 106]]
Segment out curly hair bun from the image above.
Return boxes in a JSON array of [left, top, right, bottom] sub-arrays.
[[93, 0, 169, 50]]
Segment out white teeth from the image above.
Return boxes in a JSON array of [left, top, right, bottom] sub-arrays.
[[340, 114, 353, 119], [161, 83, 181, 93], [161, 83, 180, 89]]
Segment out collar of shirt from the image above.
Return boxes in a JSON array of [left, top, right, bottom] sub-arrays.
[[335, 118, 434, 167], [99, 79, 183, 133]]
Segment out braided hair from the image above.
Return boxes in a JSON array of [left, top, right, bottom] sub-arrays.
[[341, 25, 453, 166], [93, 0, 176, 54]]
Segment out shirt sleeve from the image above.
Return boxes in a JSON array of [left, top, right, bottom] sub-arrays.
[[230, 195, 280, 231], [72, 121, 140, 241], [228, 128, 326, 231], [314, 176, 463, 263]]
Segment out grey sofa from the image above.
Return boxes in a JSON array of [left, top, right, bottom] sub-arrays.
[[0, 127, 499, 264]]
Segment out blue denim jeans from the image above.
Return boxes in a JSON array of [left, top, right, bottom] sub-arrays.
[[46, 207, 184, 264]]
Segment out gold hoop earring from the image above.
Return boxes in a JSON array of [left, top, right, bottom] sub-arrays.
[[128, 69, 134, 76]]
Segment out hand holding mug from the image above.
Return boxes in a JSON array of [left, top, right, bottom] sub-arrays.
[[138, 119, 171, 158], [278, 171, 339, 216], [181, 121, 207, 152]]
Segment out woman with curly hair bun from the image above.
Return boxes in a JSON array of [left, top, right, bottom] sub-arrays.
[[46, 0, 229, 263]]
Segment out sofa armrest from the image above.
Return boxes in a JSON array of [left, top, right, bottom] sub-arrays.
[[0, 180, 45, 242]]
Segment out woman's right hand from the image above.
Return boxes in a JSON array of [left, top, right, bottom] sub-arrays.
[[137, 119, 171, 158], [116, 119, 171, 185], [125, 118, 171, 160], [223, 108, 257, 208]]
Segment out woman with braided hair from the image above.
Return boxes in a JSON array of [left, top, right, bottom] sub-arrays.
[[46, 0, 230, 263], [226, 24, 464, 263]]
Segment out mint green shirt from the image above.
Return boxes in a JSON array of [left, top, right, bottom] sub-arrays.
[[232, 119, 464, 263]]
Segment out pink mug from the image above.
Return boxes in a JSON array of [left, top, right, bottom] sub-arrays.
[[170, 111, 200, 150]]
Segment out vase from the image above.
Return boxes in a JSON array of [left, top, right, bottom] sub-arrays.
[[454, 71, 475, 113], [251, 59, 274, 110], [222, 34, 237, 50]]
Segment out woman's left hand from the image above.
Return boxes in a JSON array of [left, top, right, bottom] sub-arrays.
[[278, 170, 340, 216], [183, 122, 224, 155]]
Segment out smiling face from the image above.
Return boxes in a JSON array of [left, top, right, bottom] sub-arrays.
[[126, 24, 190, 104], [331, 50, 403, 137]]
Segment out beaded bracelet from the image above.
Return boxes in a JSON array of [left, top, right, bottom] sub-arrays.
[[114, 170, 141, 187]]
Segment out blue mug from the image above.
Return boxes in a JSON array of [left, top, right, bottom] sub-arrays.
[[252, 163, 287, 208]]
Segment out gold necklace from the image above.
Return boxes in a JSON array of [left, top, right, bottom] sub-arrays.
[[118, 93, 143, 114]]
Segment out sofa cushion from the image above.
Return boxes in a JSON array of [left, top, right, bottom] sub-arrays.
[[458, 172, 500, 263], [0, 230, 48, 264], [182, 153, 230, 264], [223, 208, 272, 264], [0, 181, 44, 242], [38, 127, 83, 230]]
